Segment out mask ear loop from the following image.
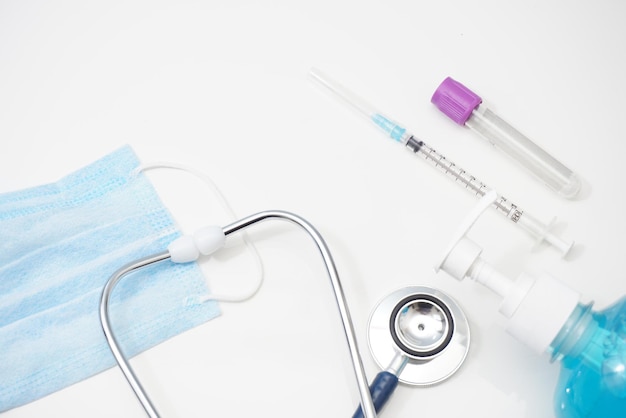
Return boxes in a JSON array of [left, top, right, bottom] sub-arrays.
[[133, 162, 264, 303]]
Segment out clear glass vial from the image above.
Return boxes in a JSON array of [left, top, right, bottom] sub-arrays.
[[431, 77, 581, 199]]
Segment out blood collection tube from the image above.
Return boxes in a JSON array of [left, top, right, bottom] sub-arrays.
[[431, 77, 581, 199]]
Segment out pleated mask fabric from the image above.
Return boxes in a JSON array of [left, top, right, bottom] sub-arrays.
[[0, 145, 220, 412]]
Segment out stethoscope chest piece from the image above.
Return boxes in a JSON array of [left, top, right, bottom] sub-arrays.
[[368, 286, 470, 386]]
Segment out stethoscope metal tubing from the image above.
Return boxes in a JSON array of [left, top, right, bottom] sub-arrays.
[[99, 252, 170, 418], [99, 210, 377, 418]]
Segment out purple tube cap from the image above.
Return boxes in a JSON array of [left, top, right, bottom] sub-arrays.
[[431, 77, 482, 125]]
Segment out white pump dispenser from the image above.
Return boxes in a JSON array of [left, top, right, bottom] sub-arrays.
[[435, 191, 580, 354], [435, 192, 626, 417]]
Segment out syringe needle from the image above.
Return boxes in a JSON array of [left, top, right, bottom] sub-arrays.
[[310, 68, 378, 121], [309, 68, 573, 256], [310, 67, 412, 144]]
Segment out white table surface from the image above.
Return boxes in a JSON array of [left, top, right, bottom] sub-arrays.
[[2, 1, 626, 417]]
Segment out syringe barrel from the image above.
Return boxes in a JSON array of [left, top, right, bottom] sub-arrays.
[[431, 77, 581, 199], [405, 137, 572, 256]]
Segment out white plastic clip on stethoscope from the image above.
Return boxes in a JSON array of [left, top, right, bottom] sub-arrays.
[[99, 210, 378, 418]]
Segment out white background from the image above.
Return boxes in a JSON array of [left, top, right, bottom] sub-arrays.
[[2, 1, 626, 417]]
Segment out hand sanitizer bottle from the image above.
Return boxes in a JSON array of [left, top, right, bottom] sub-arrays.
[[436, 191, 626, 417]]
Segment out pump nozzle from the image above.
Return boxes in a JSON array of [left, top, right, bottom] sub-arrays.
[[435, 191, 580, 354]]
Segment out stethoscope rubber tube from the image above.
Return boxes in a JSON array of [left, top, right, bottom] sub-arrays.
[[389, 293, 455, 358], [351, 371, 399, 418]]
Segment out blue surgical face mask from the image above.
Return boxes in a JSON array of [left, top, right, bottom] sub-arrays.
[[0, 146, 220, 412]]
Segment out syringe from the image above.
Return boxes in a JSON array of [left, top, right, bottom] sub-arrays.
[[309, 68, 573, 256]]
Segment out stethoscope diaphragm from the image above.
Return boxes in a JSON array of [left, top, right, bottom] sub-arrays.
[[368, 286, 470, 386]]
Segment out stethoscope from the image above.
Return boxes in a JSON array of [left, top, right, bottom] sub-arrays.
[[100, 210, 470, 418], [100, 210, 377, 418], [352, 286, 470, 417]]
